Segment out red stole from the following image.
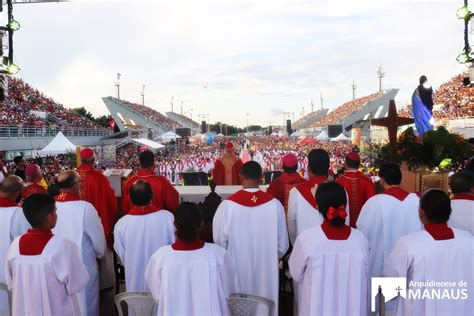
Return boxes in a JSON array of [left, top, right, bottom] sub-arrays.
[[321, 221, 351, 240], [295, 176, 327, 209], [227, 189, 274, 207], [128, 205, 160, 216], [0, 196, 17, 207], [172, 238, 205, 251], [424, 223, 454, 240], [452, 194, 474, 201], [382, 187, 410, 201], [19, 229, 54, 255], [55, 192, 81, 202]]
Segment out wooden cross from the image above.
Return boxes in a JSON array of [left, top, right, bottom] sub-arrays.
[[251, 195, 258, 203], [371, 99, 414, 155]]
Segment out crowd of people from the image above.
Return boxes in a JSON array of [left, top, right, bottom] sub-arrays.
[[433, 73, 474, 120], [308, 91, 384, 128], [166, 111, 200, 129], [1, 78, 104, 130], [112, 97, 181, 130], [1, 142, 472, 316], [292, 108, 325, 129]]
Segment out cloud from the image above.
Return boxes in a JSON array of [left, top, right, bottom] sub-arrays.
[[12, 0, 467, 127]]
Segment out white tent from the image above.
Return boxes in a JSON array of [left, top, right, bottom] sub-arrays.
[[38, 131, 76, 156], [132, 138, 165, 149], [290, 131, 301, 138], [331, 133, 351, 141], [158, 131, 182, 141], [316, 130, 329, 140]]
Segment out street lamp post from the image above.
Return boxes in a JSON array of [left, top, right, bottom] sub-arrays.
[[377, 64, 385, 92], [246, 113, 249, 134], [114, 73, 121, 99], [351, 78, 357, 100], [141, 85, 145, 106]]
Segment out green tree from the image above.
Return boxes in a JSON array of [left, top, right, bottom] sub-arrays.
[[72, 107, 94, 121]]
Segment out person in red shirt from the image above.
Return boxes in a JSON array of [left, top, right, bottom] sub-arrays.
[[266, 153, 305, 216], [22, 164, 47, 199], [336, 152, 376, 228], [122, 150, 179, 214], [212, 142, 243, 185]]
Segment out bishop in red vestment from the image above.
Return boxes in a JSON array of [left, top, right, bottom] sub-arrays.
[[76, 148, 117, 248], [266, 153, 305, 215], [122, 151, 179, 214], [336, 152, 376, 227], [22, 164, 47, 200], [212, 142, 243, 185]]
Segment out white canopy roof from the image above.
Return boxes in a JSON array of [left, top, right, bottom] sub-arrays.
[[159, 131, 182, 141], [331, 133, 351, 141], [38, 131, 76, 156], [133, 138, 165, 149], [290, 131, 301, 137], [316, 130, 328, 140]]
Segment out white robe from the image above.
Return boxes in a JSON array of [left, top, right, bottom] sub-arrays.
[[145, 243, 234, 316], [383, 229, 474, 316], [448, 199, 474, 235], [5, 235, 89, 316], [289, 226, 369, 316], [213, 189, 289, 315], [114, 210, 175, 291], [356, 192, 422, 277], [53, 200, 106, 316], [287, 187, 350, 245], [0, 204, 30, 316]]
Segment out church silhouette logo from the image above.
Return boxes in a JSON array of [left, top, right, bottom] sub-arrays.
[[371, 277, 407, 312]]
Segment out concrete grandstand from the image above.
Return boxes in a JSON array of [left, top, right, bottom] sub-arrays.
[[300, 89, 399, 138], [292, 108, 329, 130]]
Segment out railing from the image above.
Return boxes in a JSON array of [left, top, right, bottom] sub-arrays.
[[0, 126, 112, 138]]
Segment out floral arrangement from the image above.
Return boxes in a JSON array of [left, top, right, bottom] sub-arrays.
[[378, 127, 471, 171]]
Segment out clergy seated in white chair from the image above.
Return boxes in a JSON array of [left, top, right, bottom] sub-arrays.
[[114, 179, 175, 292], [447, 171, 474, 235], [213, 161, 289, 316], [357, 162, 423, 278], [145, 202, 235, 316], [5, 193, 89, 316], [384, 189, 473, 316], [289, 181, 369, 316]]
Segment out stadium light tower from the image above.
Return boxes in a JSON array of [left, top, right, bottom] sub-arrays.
[[114, 73, 121, 99], [140, 85, 145, 106], [351, 78, 357, 100], [377, 64, 385, 92], [320, 93, 324, 109]]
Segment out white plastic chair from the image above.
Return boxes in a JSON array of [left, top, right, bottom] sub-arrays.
[[0, 282, 12, 316], [114, 292, 158, 316], [228, 293, 275, 316]]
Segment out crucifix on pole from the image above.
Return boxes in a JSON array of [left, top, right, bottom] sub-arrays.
[[371, 99, 414, 155]]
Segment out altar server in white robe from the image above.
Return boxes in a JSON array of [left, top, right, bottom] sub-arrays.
[[114, 179, 175, 291], [384, 189, 474, 316], [53, 170, 106, 316], [213, 161, 289, 315], [0, 175, 30, 316], [447, 171, 474, 235], [146, 202, 234, 316], [6, 193, 89, 316], [357, 163, 422, 277], [288, 149, 349, 245], [289, 181, 369, 316]]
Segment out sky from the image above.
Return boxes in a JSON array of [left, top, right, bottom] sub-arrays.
[[6, 0, 468, 127]]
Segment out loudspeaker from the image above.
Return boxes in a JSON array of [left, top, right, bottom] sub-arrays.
[[181, 172, 209, 186], [268, 125, 272, 135], [286, 120, 291, 134], [201, 121, 207, 134], [328, 125, 343, 138], [175, 128, 191, 137]]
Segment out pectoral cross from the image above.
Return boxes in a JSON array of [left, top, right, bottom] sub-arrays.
[[251, 195, 258, 203]]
